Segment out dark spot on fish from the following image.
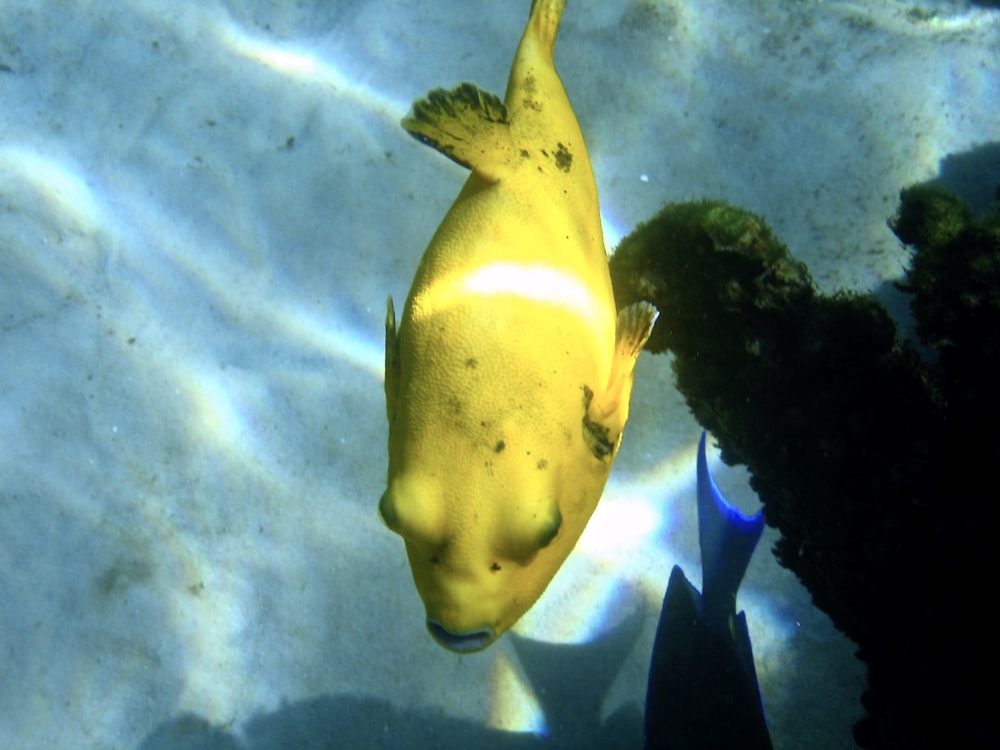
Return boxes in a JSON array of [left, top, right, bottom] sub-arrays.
[[583, 414, 615, 461], [581, 385, 614, 459], [554, 142, 573, 172], [494, 440, 506, 453], [490, 562, 502, 572], [584, 418, 614, 459]]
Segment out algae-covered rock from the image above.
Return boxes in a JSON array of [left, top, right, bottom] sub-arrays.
[[611, 192, 998, 749], [891, 184, 1000, 421], [609, 200, 812, 361]]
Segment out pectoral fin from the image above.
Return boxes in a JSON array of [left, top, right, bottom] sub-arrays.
[[583, 301, 658, 459], [402, 83, 516, 180]]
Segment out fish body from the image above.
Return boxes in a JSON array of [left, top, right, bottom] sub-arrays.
[[381, 0, 656, 652]]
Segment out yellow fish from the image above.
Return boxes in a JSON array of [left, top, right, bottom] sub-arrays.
[[380, 0, 656, 652]]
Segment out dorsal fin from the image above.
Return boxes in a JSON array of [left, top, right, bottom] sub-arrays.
[[402, 83, 518, 181]]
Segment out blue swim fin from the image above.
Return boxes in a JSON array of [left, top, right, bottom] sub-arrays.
[[644, 432, 771, 750]]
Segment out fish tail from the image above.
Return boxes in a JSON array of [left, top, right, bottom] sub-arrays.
[[528, 0, 568, 56], [697, 432, 766, 638]]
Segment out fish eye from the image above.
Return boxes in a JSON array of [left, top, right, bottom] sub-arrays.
[[499, 498, 562, 562], [536, 505, 562, 548], [377, 476, 448, 546], [377, 490, 399, 530]]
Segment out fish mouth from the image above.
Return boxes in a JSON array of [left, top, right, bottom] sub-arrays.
[[426, 620, 495, 653]]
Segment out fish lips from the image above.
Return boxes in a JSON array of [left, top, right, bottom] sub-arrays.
[[426, 619, 496, 653]]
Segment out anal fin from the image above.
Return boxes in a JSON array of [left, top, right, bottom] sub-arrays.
[[402, 83, 515, 180]]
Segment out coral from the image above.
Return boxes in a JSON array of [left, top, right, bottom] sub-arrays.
[[610, 192, 999, 749]]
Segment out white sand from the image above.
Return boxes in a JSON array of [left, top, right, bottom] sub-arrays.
[[1, 1, 996, 748]]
